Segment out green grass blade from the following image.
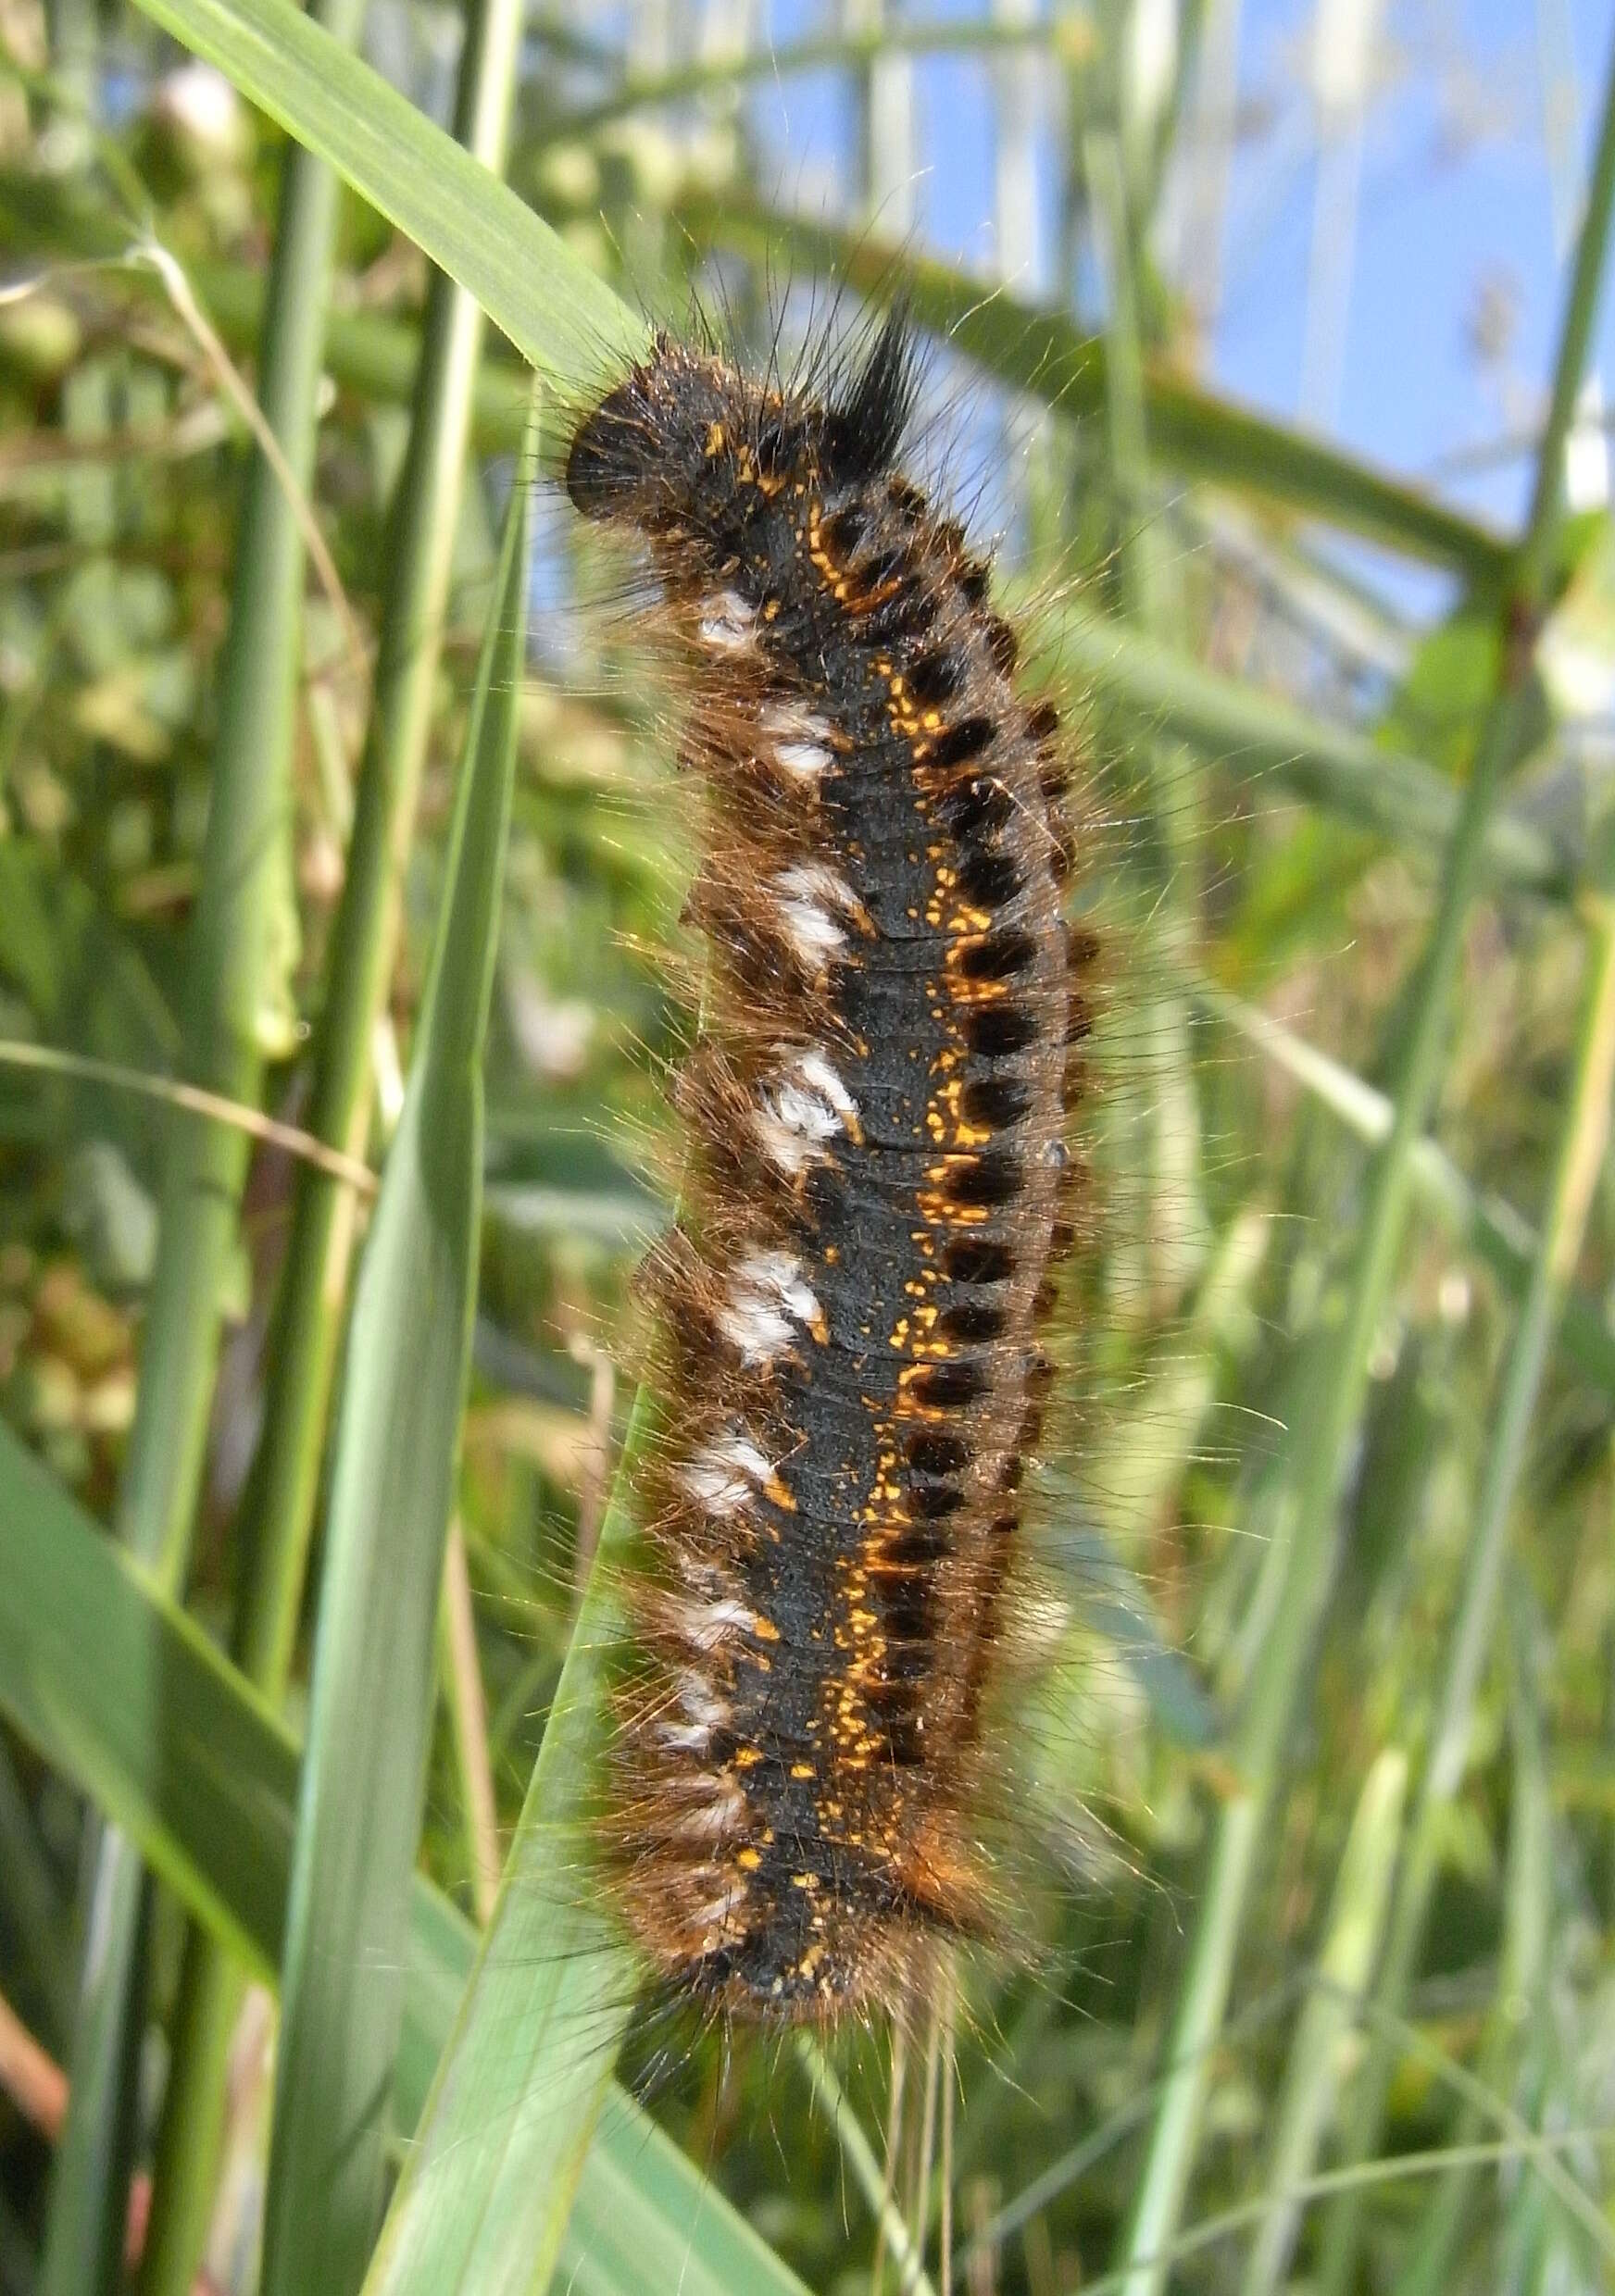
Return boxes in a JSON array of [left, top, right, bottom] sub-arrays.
[[1113, 48, 1615, 2294], [1386, 1603, 1567, 2296], [1199, 982, 1615, 1398], [565, 2095, 816, 2296], [1045, 611, 1563, 896], [682, 197, 1510, 583], [0, 1427, 296, 1972], [37, 1826, 144, 2296], [94, 0, 1506, 592], [549, 14, 1083, 144], [106, 0, 360, 1630], [1237, 1750, 1408, 2296], [33, 1840, 148, 2296], [238, 0, 529, 1717], [259, 407, 536, 2296], [1313, 895, 1615, 2292], [39, 1, 364, 2279], [125, 0, 645, 397], [135, 1930, 246, 2296], [137, 0, 532, 2277], [0, 1422, 808, 2293], [360, 1391, 655, 2296]]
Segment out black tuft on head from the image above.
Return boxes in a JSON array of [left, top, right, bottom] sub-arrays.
[[820, 306, 920, 481], [566, 391, 641, 518]]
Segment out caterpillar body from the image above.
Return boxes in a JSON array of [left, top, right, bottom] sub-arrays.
[[566, 312, 1093, 2023]]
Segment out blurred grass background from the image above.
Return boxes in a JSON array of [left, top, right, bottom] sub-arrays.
[[5, 0, 1615, 2290]]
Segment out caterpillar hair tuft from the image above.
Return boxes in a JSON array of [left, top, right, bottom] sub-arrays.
[[564, 306, 1096, 2025]]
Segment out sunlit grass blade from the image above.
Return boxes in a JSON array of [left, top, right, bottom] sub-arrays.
[[1112, 49, 1615, 2295], [39, 1, 364, 2278], [257, 406, 536, 2296], [138, 0, 530, 2274], [124, 0, 645, 396], [0, 1420, 809, 2293]]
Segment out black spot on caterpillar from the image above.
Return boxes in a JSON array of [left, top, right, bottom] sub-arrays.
[[563, 309, 1094, 2025]]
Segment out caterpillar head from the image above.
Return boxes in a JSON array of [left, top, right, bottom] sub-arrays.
[[565, 308, 920, 537]]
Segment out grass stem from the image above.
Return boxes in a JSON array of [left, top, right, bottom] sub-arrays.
[[134, 0, 528, 2277], [1313, 893, 1615, 2291], [39, 0, 364, 2281], [1111, 44, 1615, 2293]]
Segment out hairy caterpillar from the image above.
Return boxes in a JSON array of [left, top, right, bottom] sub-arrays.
[[563, 308, 1094, 2023]]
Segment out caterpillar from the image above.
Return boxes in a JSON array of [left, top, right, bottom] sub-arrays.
[[564, 308, 1094, 2024]]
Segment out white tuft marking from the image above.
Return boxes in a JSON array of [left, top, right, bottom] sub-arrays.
[[679, 1432, 774, 1514], [773, 864, 856, 965], [761, 705, 833, 784], [718, 1250, 824, 1364], [720, 1296, 795, 1362], [689, 1879, 745, 1942], [655, 1719, 711, 1754], [795, 1049, 858, 1121], [698, 590, 755, 653], [776, 901, 844, 962], [675, 1668, 729, 1730], [756, 1049, 860, 1175], [669, 1782, 746, 1842], [670, 1596, 757, 1653]]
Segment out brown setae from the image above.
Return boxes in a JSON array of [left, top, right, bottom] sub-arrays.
[[565, 310, 1094, 2023]]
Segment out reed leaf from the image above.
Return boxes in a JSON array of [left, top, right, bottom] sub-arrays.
[[38, 0, 365, 2278], [1112, 49, 1615, 2291], [126, 0, 645, 398], [138, 0, 532, 2271], [0, 1419, 808, 2293], [257, 407, 535, 2295]]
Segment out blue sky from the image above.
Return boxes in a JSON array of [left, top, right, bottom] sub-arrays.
[[746, 0, 1615, 543], [1215, 0, 1615, 532]]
